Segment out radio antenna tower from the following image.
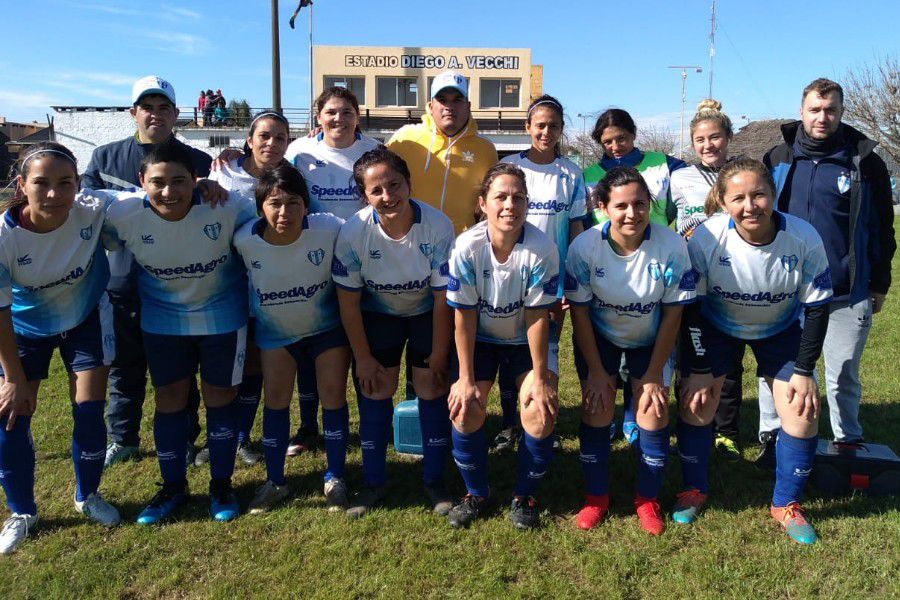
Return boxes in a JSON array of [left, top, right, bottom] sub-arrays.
[[708, 0, 717, 98]]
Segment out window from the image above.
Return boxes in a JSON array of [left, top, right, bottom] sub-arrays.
[[376, 77, 418, 107], [479, 78, 521, 109], [324, 76, 366, 105], [427, 75, 471, 99]]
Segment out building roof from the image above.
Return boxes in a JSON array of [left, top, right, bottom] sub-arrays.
[[730, 119, 793, 161]]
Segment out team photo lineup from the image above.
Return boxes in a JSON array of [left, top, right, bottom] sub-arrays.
[[0, 64, 895, 557]]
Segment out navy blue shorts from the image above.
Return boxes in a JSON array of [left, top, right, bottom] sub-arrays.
[[144, 326, 247, 388], [453, 341, 533, 384], [362, 310, 432, 369], [573, 327, 653, 382], [284, 326, 349, 369], [0, 298, 115, 382], [681, 318, 800, 382]]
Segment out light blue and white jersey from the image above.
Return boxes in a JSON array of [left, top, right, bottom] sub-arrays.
[[285, 132, 381, 220], [208, 157, 259, 204], [332, 200, 454, 316], [0, 190, 124, 338], [447, 221, 559, 345], [501, 152, 587, 296], [234, 213, 343, 349], [102, 190, 257, 336], [565, 222, 696, 349], [688, 212, 833, 340]]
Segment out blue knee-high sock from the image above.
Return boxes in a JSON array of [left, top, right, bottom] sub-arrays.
[[418, 396, 451, 485], [262, 407, 290, 486], [773, 431, 817, 507], [236, 374, 263, 445], [623, 382, 636, 424], [579, 422, 611, 496], [358, 397, 393, 487], [637, 426, 669, 499], [498, 371, 518, 429], [514, 431, 555, 497], [451, 426, 489, 498], [71, 400, 106, 502], [297, 365, 319, 433], [322, 405, 349, 482], [154, 410, 188, 485], [0, 415, 36, 515], [206, 404, 238, 482], [677, 420, 713, 494]]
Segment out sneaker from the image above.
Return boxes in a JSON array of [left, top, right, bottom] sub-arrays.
[[287, 426, 319, 457], [576, 494, 610, 530], [771, 502, 818, 545], [448, 493, 488, 528], [248, 480, 289, 514], [622, 421, 639, 446], [715, 434, 742, 462], [0, 513, 38, 555], [209, 480, 240, 522], [136, 482, 189, 525], [324, 478, 350, 512], [755, 431, 777, 472], [492, 426, 520, 452], [192, 446, 209, 467], [237, 441, 262, 466], [345, 485, 387, 519], [104, 442, 139, 469], [509, 496, 540, 530], [424, 482, 454, 516], [672, 489, 707, 524], [634, 495, 666, 536], [74, 492, 121, 527]]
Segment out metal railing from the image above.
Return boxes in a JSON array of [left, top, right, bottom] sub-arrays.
[[179, 106, 312, 131]]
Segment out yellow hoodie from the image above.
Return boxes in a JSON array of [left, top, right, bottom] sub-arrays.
[[387, 113, 498, 234]]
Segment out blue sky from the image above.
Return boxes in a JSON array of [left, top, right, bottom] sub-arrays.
[[3, 0, 898, 132]]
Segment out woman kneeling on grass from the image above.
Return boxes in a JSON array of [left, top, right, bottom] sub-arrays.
[[233, 163, 351, 513], [446, 162, 561, 530], [565, 167, 695, 536], [681, 158, 832, 544]]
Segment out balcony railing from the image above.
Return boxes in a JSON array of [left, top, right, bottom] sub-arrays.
[[179, 107, 312, 131]]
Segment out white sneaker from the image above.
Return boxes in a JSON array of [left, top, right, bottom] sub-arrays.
[[248, 481, 289, 514], [0, 513, 38, 555], [324, 478, 349, 512], [74, 492, 122, 527]]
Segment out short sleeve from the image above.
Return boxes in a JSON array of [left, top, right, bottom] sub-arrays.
[[332, 225, 364, 290], [0, 262, 12, 309], [232, 192, 258, 229], [524, 246, 559, 309], [446, 246, 478, 309], [569, 172, 587, 220], [100, 219, 123, 252], [800, 233, 833, 306], [687, 232, 710, 297], [429, 220, 454, 291], [564, 237, 593, 305], [661, 240, 697, 305]]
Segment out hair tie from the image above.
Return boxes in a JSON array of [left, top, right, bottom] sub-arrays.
[[22, 148, 77, 168], [528, 99, 563, 117], [250, 111, 289, 128]]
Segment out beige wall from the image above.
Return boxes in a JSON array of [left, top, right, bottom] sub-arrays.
[[313, 45, 539, 117]]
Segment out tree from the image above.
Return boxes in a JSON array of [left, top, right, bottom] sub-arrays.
[[562, 132, 603, 168], [843, 55, 900, 166], [636, 124, 678, 156], [229, 99, 252, 127]]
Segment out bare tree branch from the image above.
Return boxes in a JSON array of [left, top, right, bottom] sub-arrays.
[[843, 55, 900, 167], [636, 125, 678, 156]]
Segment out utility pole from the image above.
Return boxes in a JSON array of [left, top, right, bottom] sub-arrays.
[[668, 65, 703, 159], [271, 0, 282, 112], [709, 0, 717, 99], [577, 112, 589, 168], [308, 3, 314, 129]]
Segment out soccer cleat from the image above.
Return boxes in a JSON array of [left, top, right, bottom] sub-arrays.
[[192, 446, 210, 467], [324, 478, 350, 512], [634, 495, 666, 536], [209, 480, 240, 522], [551, 434, 563, 451], [236, 441, 262, 466], [622, 421, 639, 446], [74, 492, 122, 527], [509, 496, 540, 530], [447, 493, 488, 528], [424, 482, 454, 516], [345, 485, 387, 519], [136, 482, 189, 525], [755, 432, 777, 472], [771, 502, 818, 545], [576, 494, 610, 530], [715, 434, 742, 462], [0, 513, 38, 555], [104, 442, 139, 469], [287, 426, 320, 457], [672, 489, 707, 524], [248, 480, 290, 514], [492, 426, 520, 452]]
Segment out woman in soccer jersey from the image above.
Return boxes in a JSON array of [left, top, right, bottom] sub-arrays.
[[492, 94, 586, 451], [0, 143, 122, 554], [681, 158, 831, 544], [333, 147, 455, 518], [446, 162, 560, 530], [233, 163, 352, 512], [565, 167, 695, 536]]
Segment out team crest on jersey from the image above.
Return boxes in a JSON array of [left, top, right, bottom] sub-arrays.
[[418, 243, 432, 257], [647, 260, 662, 281], [203, 222, 222, 241], [781, 254, 799, 273], [80, 225, 93, 240], [307, 248, 326, 266], [837, 173, 851, 194], [462, 151, 475, 164]]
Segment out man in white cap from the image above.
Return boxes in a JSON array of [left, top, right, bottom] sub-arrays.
[[82, 76, 211, 468]]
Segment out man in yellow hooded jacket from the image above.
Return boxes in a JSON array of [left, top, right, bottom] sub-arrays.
[[387, 70, 498, 234]]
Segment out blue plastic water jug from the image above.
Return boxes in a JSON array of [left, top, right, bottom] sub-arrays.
[[393, 399, 423, 455]]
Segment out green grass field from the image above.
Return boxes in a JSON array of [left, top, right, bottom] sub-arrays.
[[1, 251, 899, 599]]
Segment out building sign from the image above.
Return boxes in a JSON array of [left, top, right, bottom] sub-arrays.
[[344, 54, 520, 70]]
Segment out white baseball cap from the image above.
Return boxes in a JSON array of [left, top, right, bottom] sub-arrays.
[[431, 70, 468, 99], [132, 75, 176, 106]]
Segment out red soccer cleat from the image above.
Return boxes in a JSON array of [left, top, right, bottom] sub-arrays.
[[576, 494, 610, 530], [634, 495, 666, 536]]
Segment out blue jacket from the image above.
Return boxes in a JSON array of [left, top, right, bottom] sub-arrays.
[[764, 122, 895, 302]]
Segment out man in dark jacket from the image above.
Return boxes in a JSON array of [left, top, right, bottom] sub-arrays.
[[755, 78, 895, 457], [82, 76, 212, 467]]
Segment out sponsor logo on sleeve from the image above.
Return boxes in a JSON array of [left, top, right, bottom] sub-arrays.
[[564, 272, 579, 291], [331, 257, 348, 277], [447, 275, 461, 292], [679, 268, 698, 292], [814, 268, 832, 291], [439, 262, 450, 276], [542, 274, 560, 295]]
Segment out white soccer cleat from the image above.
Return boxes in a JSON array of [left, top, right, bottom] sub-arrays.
[[75, 492, 122, 527], [0, 513, 38, 555], [248, 481, 290, 514]]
